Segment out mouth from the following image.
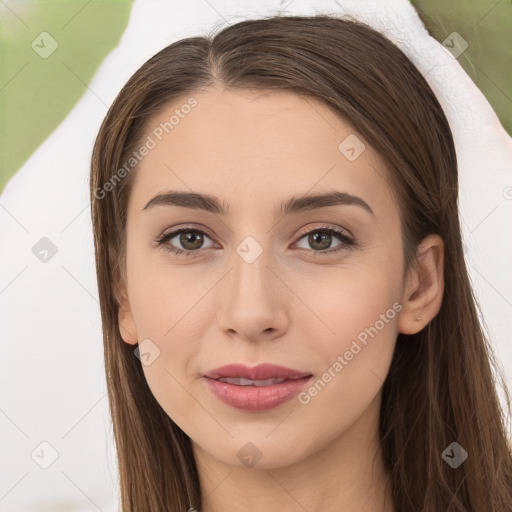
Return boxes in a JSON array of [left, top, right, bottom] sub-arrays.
[[204, 362, 312, 382], [202, 364, 313, 412], [209, 376, 294, 386]]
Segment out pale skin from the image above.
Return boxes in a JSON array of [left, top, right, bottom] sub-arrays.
[[116, 87, 444, 512]]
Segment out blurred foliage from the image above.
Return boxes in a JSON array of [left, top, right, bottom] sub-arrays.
[[411, 0, 512, 136], [0, 0, 133, 194]]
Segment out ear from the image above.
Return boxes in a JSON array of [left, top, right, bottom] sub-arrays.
[[111, 245, 138, 345], [398, 234, 444, 335], [116, 280, 139, 345]]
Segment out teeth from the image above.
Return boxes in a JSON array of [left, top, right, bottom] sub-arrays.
[[217, 377, 287, 386]]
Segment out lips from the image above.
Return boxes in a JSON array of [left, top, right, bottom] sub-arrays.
[[203, 364, 312, 412], [204, 363, 312, 382], [203, 363, 313, 411]]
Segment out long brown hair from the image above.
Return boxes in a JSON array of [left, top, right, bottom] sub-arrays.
[[89, 14, 512, 511]]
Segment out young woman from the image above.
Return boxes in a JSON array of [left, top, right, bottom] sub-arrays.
[[89, 14, 512, 512]]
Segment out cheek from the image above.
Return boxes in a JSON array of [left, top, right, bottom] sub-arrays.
[[125, 257, 216, 419], [294, 263, 400, 420], [127, 245, 212, 338], [327, 274, 399, 350]]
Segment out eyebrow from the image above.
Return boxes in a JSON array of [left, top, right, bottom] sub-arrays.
[[142, 190, 374, 217]]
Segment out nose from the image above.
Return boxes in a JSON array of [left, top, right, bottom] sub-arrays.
[[216, 245, 289, 342]]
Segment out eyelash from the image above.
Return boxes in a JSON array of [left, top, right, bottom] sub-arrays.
[[154, 224, 355, 258]]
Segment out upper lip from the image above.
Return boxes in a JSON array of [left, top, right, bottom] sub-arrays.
[[204, 363, 312, 381]]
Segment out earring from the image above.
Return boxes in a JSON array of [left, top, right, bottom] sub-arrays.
[[415, 316, 422, 321]]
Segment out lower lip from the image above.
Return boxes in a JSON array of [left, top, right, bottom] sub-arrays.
[[203, 376, 312, 412]]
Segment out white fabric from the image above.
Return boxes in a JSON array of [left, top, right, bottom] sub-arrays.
[[1, 1, 510, 509]]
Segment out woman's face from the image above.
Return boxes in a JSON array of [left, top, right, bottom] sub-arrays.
[[117, 87, 409, 469]]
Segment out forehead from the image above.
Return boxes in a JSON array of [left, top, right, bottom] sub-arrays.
[[128, 88, 396, 221]]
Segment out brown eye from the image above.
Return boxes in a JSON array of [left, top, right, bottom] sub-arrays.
[[307, 231, 333, 251], [155, 225, 354, 257], [177, 230, 205, 251], [156, 228, 215, 254], [295, 227, 354, 254]]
